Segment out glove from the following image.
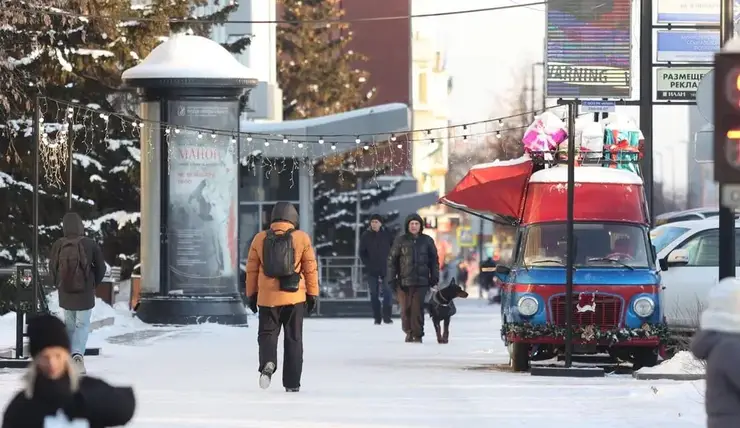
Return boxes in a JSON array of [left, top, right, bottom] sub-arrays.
[[247, 294, 258, 314], [306, 295, 317, 315]]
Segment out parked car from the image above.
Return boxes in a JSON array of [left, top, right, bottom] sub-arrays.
[[652, 218, 740, 332], [655, 207, 724, 226]]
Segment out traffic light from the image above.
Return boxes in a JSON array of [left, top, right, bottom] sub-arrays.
[[714, 51, 740, 183]]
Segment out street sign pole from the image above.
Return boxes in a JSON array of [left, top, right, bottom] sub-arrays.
[[719, 0, 736, 281]]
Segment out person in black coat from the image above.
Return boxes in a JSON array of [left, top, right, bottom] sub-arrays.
[[2, 315, 136, 428], [359, 214, 395, 325], [387, 213, 440, 343]]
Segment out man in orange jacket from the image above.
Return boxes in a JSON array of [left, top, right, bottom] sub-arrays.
[[246, 202, 319, 393]]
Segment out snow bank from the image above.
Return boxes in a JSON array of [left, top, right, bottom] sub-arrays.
[[637, 351, 705, 376], [0, 291, 147, 349], [46, 291, 117, 322]]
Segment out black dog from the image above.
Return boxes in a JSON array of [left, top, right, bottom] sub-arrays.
[[425, 279, 469, 344]]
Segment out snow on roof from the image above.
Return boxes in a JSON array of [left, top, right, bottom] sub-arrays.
[[529, 165, 643, 185], [241, 103, 409, 136], [121, 34, 255, 81]]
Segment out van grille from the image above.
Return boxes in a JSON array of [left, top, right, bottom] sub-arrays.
[[550, 294, 622, 328]]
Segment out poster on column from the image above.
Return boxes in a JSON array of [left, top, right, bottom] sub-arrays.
[[167, 101, 239, 294]]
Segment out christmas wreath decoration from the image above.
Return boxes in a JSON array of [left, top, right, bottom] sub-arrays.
[[502, 322, 669, 345]]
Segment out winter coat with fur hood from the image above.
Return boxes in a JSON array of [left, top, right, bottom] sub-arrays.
[[2, 358, 135, 428], [387, 214, 440, 288]]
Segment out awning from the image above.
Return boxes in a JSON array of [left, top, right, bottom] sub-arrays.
[[439, 157, 533, 224]]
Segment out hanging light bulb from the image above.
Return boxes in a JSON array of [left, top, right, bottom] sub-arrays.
[[318, 137, 325, 144], [331, 143, 337, 150], [298, 142, 304, 148], [355, 136, 361, 144], [430, 138, 435, 144], [396, 143, 402, 149], [463, 124, 467, 130], [211, 133, 217, 139], [197, 132, 203, 139], [165, 127, 171, 134], [463, 135, 467, 140], [496, 131, 501, 138], [426, 129, 431, 135], [363, 144, 369, 150], [264, 140, 270, 147], [246, 134, 253, 142], [230, 135, 237, 144], [174, 128, 180, 134], [283, 137, 288, 144], [390, 134, 397, 142]]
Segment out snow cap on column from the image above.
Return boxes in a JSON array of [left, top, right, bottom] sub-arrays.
[[700, 277, 740, 333]]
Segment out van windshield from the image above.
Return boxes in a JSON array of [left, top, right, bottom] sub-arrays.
[[521, 222, 653, 269]]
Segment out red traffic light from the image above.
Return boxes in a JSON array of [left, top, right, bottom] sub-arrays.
[[724, 67, 740, 108], [726, 129, 740, 167]]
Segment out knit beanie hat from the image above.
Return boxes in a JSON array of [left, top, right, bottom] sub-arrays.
[[369, 214, 383, 223], [27, 315, 71, 358], [700, 277, 740, 334]]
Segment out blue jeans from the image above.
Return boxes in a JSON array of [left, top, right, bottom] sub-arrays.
[[367, 275, 393, 322], [64, 309, 92, 356]]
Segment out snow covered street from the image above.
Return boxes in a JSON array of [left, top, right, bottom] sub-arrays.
[[0, 299, 706, 427]]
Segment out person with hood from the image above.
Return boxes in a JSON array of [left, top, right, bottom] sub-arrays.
[[691, 277, 740, 428], [359, 213, 394, 325], [2, 315, 135, 428], [387, 213, 439, 343], [49, 212, 107, 374], [245, 202, 319, 392]]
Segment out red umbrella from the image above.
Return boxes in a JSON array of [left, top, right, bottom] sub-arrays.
[[440, 157, 533, 220]]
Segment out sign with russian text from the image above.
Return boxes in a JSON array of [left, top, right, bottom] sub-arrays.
[[656, 0, 740, 26], [545, 0, 632, 98], [655, 67, 712, 100], [656, 30, 719, 63]]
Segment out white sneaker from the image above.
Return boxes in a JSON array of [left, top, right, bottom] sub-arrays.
[[259, 362, 275, 389], [72, 354, 86, 375]]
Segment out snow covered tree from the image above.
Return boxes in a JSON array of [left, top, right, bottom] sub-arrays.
[[277, 0, 375, 119], [0, 0, 250, 278], [312, 148, 401, 257]]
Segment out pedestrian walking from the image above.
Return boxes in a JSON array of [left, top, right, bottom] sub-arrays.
[[48, 212, 107, 374], [691, 277, 740, 428], [1, 315, 135, 428], [245, 202, 319, 393], [387, 214, 439, 343], [359, 213, 394, 325]]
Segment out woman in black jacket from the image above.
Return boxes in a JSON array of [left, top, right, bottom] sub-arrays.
[[2, 315, 136, 428]]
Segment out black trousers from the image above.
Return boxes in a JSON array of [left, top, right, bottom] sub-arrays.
[[397, 286, 427, 338], [258, 303, 304, 389]]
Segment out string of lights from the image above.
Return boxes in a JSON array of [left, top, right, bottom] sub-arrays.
[[41, 97, 563, 144], [6, 2, 547, 25]]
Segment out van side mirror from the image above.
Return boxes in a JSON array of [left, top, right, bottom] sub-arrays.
[[666, 249, 690, 267], [659, 258, 668, 271], [495, 265, 511, 275]]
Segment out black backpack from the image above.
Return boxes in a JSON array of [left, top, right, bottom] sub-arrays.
[[56, 237, 88, 293], [262, 229, 295, 279]]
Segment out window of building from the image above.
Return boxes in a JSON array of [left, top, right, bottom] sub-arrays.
[[418, 73, 428, 104]]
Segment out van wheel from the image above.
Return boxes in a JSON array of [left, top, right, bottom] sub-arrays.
[[631, 347, 659, 370], [509, 342, 530, 372]]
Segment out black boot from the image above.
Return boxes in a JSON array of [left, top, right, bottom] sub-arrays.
[[382, 305, 393, 324], [374, 319, 381, 325], [405, 332, 413, 342]]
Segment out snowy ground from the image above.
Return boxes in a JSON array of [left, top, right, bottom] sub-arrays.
[[0, 299, 706, 427]]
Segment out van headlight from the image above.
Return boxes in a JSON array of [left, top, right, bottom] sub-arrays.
[[517, 296, 539, 316], [633, 297, 655, 318]]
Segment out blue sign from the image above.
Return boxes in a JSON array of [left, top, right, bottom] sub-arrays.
[[581, 100, 616, 113], [656, 0, 740, 25], [656, 31, 719, 63]]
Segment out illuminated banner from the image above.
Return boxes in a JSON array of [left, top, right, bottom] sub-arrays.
[[546, 0, 632, 98]]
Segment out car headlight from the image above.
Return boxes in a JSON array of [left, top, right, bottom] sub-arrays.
[[517, 296, 539, 316], [633, 296, 655, 317]]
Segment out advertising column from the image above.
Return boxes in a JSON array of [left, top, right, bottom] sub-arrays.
[[166, 101, 239, 295]]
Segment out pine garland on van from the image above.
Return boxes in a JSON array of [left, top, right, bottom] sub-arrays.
[[502, 322, 669, 344]]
